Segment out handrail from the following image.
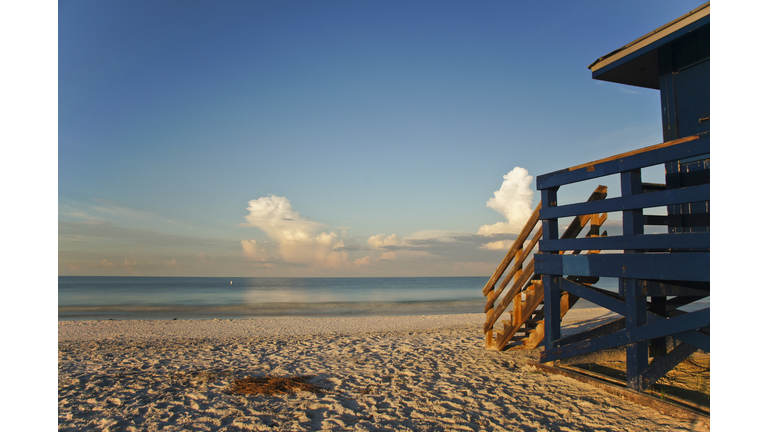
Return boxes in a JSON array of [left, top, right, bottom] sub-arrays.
[[482, 185, 609, 350], [482, 202, 541, 296]]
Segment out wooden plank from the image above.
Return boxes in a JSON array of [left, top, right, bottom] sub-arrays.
[[485, 227, 542, 309], [534, 253, 709, 282], [482, 202, 541, 296], [483, 261, 536, 333], [644, 215, 668, 225], [647, 296, 709, 316], [569, 136, 700, 172], [559, 278, 626, 314], [647, 310, 710, 352], [641, 342, 699, 390], [642, 182, 667, 192], [639, 280, 709, 296], [625, 278, 649, 391], [493, 282, 545, 350], [539, 184, 710, 220], [537, 135, 708, 189], [539, 232, 709, 252], [528, 362, 710, 425], [670, 329, 710, 352], [520, 288, 579, 349], [559, 186, 608, 240], [543, 274, 561, 351], [540, 308, 709, 363]]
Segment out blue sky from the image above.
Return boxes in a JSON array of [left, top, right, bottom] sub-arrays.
[[57, 0, 708, 277]]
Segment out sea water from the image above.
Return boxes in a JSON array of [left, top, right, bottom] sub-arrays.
[[58, 276, 706, 321], [58, 276, 492, 320]]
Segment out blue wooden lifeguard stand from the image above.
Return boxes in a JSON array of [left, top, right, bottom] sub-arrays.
[[534, 3, 710, 392]]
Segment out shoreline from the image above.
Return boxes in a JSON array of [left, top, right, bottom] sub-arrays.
[[58, 308, 620, 341], [59, 309, 705, 431]]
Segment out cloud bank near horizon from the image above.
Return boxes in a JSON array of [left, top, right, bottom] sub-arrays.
[[240, 167, 535, 273]]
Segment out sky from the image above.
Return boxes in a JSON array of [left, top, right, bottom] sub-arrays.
[[4, 2, 765, 424], [57, 0, 710, 277]]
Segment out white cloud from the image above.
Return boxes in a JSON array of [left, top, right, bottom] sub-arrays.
[[480, 240, 514, 250], [242, 195, 351, 269], [379, 251, 398, 261], [478, 167, 534, 236], [367, 233, 406, 249]]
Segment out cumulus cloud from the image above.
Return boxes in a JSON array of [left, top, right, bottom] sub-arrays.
[[478, 167, 534, 236], [242, 195, 351, 269]]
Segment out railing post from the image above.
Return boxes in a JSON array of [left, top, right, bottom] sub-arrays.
[[621, 169, 648, 390], [541, 187, 561, 352], [485, 306, 495, 349], [512, 249, 523, 328]]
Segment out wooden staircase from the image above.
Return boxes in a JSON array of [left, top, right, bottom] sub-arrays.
[[482, 185, 608, 351]]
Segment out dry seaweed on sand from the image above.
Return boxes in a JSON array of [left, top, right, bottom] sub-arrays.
[[229, 375, 323, 396]]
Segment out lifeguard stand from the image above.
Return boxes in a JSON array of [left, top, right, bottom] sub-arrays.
[[534, 3, 710, 393]]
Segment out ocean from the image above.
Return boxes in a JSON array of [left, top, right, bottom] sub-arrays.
[[58, 276, 706, 321], [58, 276, 493, 321]]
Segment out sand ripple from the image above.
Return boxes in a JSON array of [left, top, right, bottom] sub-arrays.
[[59, 313, 706, 431]]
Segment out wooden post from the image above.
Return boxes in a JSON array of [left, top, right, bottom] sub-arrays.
[[621, 169, 648, 391], [541, 187, 561, 352], [511, 249, 523, 326]]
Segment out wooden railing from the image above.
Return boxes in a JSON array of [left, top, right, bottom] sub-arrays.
[[482, 186, 608, 351], [535, 133, 710, 391]]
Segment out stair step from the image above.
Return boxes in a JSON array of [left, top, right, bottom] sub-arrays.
[[524, 319, 543, 326]]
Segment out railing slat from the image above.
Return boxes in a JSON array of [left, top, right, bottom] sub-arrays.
[[481, 202, 541, 296], [540, 308, 710, 363], [539, 232, 709, 252], [539, 184, 710, 220], [537, 134, 708, 189], [534, 253, 709, 282], [485, 227, 542, 311]]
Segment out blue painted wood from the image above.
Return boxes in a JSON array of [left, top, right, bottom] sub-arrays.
[[624, 278, 649, 391], [540, 187, 561, 352], [622, 170, 644, 234], [639, 280, 709, 296], [539, 232, 709, 252], [644, 215, 668, 225], [642, 342, 699, 389], [542, 275, 561, 351], [536, 136, 710, 189], [535, 253, 709, 282], [670, 329, 710, 352], [591, 15, 710, 85], [648, 296, 709, 316], [558, 317, 626, 346], [559, 278, 626, 315], [539, 184, 710, 220], [540, 308, 709, 362]]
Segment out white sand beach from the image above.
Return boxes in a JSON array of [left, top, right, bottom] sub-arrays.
[[58, 309, 707, 431]]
